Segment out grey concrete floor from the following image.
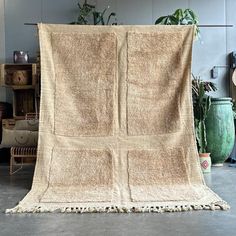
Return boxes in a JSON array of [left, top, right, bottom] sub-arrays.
[[0, 165, 236, 236]]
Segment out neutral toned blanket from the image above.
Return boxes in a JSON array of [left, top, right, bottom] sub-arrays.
[[6, 24, 229, 213]]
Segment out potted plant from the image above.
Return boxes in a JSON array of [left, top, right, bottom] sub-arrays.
[[71, 0, 117, 25], [155, 8, 200, 38], [192, 76, 217, 173]]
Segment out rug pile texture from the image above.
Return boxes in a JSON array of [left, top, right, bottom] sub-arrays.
[[6, 24, 229, 213]]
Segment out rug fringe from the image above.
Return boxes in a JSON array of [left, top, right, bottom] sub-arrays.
[[5, 201, 230, 214]]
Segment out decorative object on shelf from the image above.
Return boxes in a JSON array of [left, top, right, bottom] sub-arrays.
[[12, 70, 30, 85], [71, 0, 117, 25], [13, 51, 29, 64], [192, 76, 217, 157], [155, 8, 200, 38], [199, 153, 211, 173], [206, 98, 235, 166]]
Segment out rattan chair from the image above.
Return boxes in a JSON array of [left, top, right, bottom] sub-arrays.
[[9, 113, 38, 175], [10, 147, 37, 175]]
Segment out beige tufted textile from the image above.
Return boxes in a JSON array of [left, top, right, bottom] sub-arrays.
[[6, 24, 229, 213]]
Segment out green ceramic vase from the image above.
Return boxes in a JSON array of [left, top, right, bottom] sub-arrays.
[[206, 98, 235, 166]]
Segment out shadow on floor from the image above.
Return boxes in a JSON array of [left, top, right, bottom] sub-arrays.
[[0, 164, 235, 236]]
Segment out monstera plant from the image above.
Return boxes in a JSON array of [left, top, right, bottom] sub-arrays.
[[192, 76, 217, 153], [155, 9, 200, 38], [71, 0, 117, 25]]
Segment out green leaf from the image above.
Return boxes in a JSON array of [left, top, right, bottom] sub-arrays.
[[198, 83, 205, 103], [154, 8, 200, 38], [203, 96, 211, 117], [101, 16, 105, 25], [107, 12, 116, 25], [168, 15, 179, 24], [93, 11, 100, 25], [185, 9, 198, 22], [84, 3, 95, 9], [196, 120, 207, 153], [173, 9, 184, 21], [155, 16, 168, 25]]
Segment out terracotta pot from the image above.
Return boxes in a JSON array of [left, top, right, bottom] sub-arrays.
[[199, 153, 211, 173]]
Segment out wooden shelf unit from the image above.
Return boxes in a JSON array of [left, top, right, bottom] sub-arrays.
[[0, 63, 39, 119], [3, 85, 35, 90]]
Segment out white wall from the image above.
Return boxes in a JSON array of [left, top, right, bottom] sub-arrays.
[[0, 0, 6, 101], [1, 0, 236, 101], [96, 0, 235, 98], [4, 0, 77, 63]]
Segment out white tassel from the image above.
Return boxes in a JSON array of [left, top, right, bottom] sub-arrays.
[[5, 201, 230, 214]]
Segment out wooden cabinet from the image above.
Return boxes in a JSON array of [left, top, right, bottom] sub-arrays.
[[0, 63, 39, 119]]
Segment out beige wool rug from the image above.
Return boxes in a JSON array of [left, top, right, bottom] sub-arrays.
[[7, 24, 229, 213]]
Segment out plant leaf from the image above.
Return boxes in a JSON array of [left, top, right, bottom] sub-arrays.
[[196, 120, 207, 153], [168, 15, 179, 24], [155, 16, 168, 24], [173, 9, 184, 21], [107, 12, 116, 25]]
